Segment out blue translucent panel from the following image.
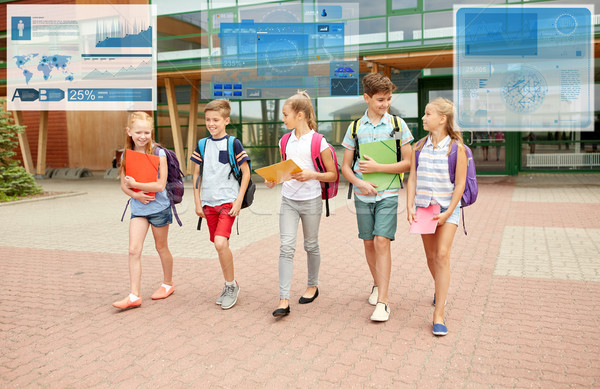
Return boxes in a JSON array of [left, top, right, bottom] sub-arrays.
[[455, 7, 593, 131]]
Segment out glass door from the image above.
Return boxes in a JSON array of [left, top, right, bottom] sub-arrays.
[[418, 76, 514, 175]]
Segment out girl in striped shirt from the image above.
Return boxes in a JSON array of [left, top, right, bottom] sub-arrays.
[[406, 97, 467, 336]]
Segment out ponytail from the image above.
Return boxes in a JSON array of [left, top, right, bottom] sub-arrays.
[[284, 90, 318, 132]]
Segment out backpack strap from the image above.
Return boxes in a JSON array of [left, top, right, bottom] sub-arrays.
[[227, 135, 240, 180], [227, 135, 245, 236], [197, 138, 208, 176], [153, 145, 183, 227], [447, 141, 458, 184], [391, 115, 404, 189], [446, 141, 468, 235], [311, 132, 332, 217], [121, 198, 131, 222], [414, 136, 428, 171], [310, 132, 325, 171], [280, 132, 292, 161], [347, 118, 361, 199], [196, 138, 208, 231]]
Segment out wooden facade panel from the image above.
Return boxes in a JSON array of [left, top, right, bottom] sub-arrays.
[[13, 111, 69, 169], [66, 111, 130, 170]]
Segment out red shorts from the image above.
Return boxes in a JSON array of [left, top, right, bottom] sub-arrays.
[[203, 203, 236, 242]]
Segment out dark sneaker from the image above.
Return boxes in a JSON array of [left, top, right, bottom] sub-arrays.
[[221, 282, 240, 310]]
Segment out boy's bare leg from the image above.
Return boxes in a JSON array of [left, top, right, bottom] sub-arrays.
[[214, 235, 234, 282], [373, 236, 391, 303], [363, 239, 378, 287]]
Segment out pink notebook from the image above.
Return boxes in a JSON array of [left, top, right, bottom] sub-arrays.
[[409, 204, 441, 234]]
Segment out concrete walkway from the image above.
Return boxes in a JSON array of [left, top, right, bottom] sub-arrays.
[[1, 174, 599, 387]]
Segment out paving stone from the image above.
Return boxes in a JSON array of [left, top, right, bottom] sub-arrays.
[[0, 174, 599, 387]]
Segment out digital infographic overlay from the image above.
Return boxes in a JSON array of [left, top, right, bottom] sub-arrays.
[[8, 4, 157, 111], [454, 6, 594, 131]]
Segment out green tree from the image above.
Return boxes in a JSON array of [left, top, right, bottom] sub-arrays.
[[0, 100, 42, 201]]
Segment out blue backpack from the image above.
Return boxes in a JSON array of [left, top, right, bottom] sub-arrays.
[[415, 137, 478, 235], [197, 136, 255, 209]]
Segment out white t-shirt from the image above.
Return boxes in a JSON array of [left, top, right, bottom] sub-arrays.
[[280, 130, 328, 201]]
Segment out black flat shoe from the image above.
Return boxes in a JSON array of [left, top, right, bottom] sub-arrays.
[[299, 287, 319, 304], [272, 306, 290, 317]]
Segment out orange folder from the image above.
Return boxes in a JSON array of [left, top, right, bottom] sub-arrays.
[[255, 159, 302, 184], [125, 149, 159, 196]]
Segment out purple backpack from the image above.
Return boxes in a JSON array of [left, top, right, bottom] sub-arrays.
[[415, 137, 478, 234], [153, 146, 184, 225]]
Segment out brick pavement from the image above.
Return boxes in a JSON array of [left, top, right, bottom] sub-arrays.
[[1, 174, 599, 388]]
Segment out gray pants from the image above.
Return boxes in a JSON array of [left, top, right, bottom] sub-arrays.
[[279, 195, 323, 299]]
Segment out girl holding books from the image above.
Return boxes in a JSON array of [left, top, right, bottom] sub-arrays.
[[265, 91, 338, 317], [112, 112, 174, 310], [406, 98, 467, 336]]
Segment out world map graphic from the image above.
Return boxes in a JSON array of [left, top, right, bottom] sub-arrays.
[[14, 54, 74, 85]]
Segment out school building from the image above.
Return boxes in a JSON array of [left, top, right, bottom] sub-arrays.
[[1, 0, 599, 177]]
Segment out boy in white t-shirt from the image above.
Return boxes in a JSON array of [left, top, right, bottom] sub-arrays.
[[191, 99, 251, 310]]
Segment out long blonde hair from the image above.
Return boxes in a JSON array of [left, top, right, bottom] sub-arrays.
[[416, 97, 463, 153], [284, 90, 317, 132], [121, 111, 154, 174]]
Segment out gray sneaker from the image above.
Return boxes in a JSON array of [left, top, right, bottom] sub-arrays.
[[216, 285, 227, 305], [221, 282, 240, 310]]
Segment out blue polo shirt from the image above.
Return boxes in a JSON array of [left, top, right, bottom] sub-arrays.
[[342, 110, 413, 203]]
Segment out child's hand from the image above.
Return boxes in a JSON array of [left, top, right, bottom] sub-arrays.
[[229, 200, 242, 217], [265, 180, 276, 189], [291, 171, 315, 182], [407, 208, 416, 224], [357, 179, 378, 196], [358, 155, 379, 174], [124, 175, 138, 189], [135, 191, 155, 205], [433, 211, 449, 226], [195, 205, 205, 218]]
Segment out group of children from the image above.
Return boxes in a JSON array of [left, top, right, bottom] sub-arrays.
[[113, 73, 468, 337]]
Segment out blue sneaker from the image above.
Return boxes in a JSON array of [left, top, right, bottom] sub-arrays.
[[432, 320, 448, 336]]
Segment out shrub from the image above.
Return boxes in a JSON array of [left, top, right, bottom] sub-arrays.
[[0, 100, 42, 201]]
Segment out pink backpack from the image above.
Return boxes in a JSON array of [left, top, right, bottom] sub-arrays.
[[280, 131, 339, 216]]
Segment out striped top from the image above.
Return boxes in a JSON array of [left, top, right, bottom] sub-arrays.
[[342, 110, 413, 203], [415, 135, 454, 209]]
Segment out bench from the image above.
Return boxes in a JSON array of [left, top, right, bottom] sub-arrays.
[[526, 153, 600, 168]]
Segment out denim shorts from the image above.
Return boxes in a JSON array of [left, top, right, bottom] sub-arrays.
[[131, 206, 172, 227], [354, 196, 398, 241], [426, 205, 460, 226]]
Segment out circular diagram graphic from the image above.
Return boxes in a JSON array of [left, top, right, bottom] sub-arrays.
[[262, 38, 303, 75], [501, 67, 548, 114], [555, 13, 577, 35]]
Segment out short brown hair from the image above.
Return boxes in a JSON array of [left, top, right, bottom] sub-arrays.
[[204, 99, 231, 118], [362, 73, 397, 97]]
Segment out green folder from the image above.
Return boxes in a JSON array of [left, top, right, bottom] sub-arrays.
[[359, 139, 401, 191]]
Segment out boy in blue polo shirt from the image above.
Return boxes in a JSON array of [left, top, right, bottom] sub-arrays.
[[341, 73, 413, 322]]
